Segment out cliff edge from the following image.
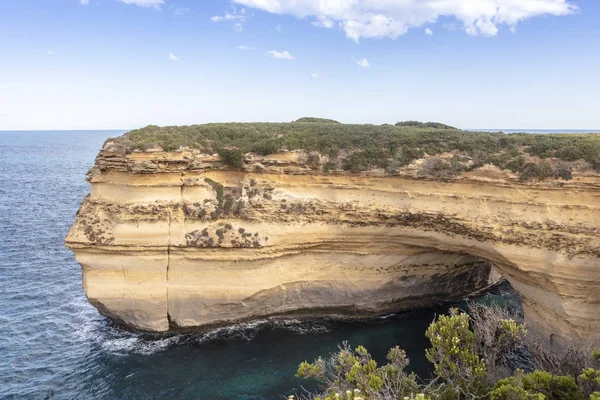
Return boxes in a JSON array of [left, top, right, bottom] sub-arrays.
[[65, 121, 600, 345]]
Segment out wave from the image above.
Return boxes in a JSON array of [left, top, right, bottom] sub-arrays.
[[75, 317, 332, 356]]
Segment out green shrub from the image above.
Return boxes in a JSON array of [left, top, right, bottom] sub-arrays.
[[217, 148, 244, 169], [294, 117, 340, 124], [387, 147, 425, 172], [292, 307, 600, 400], [110, 121, 600, 175], [251, 138, 280, 155], [555, 165, 573, 180], [485, 152, 513, 169], [395, 121, 457, 130], [492, 370, 584, 400], [296, 342, 420, 399], [323, 159, 338, 172], [490, 370, 546, 400], [342, 147, 389, 172], [505, 156, 527, 173], [556, 146, 586, 162], [424, 122, 458, 129], [425, 308, 488, 397], [519, 161, 554, 182], [417, 156, 459, 179]]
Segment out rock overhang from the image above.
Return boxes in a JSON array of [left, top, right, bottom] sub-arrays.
[[66, 142, 600, 345]]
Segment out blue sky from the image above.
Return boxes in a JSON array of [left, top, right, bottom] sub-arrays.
[[1, 0, 599, 130]]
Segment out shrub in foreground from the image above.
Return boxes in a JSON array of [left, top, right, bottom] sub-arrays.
[[293, 306, 600, 400]]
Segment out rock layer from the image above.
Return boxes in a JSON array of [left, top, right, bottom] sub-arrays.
[[66, 149, 600, 344]]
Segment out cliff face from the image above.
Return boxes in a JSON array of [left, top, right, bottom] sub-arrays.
[[66, 148, 600, 344]]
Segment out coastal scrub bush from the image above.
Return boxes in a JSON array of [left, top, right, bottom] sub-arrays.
[[417, 157, 459, 179], [296, 342, 420, 399], [342, 147, 389, 172], [504, 156, 527, 173], [251, 138, 280, 155], [293, 305, 600, 400], [323, 159, 338, 172], [295, 117, 341, 124], [217, 148, 244, 169], [111, 120, 600, 176], [491, 370, 583, 400], [425, 308, 488, 398], [518, 161, 554, 182], [386, 147, 426, 174], [489, 371, 546, 400], [395, 121, 457, 130], [555, 165, 573, 180]]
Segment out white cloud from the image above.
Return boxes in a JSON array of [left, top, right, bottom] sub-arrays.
[[238, 45, 254, 50], [169, 53, 179, 61], [275, 24, 283, 31], [232, 0, 577, 41], [118, 0, 164, 9], [312, 16, 335, 28], [47, 50, 56, 55], [425, 28, 433, 36], [211, 10, 245, 22], [79, 0, 89, 5], [211, 8, 246, 31], [310, 72, 322, 80], [357, 58, 370, 68], [267, 50, 294, 60]]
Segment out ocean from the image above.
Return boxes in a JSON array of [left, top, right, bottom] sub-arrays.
[[0, 130, 517, 400]]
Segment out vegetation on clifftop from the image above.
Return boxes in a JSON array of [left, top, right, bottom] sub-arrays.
[[294, 117, 341, 124], [105, 119, 600, 180]]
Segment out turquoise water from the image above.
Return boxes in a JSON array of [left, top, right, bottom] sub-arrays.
[[0, 130, 519, 399]]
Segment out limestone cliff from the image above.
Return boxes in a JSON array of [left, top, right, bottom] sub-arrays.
[[66, 145, 600, 344]]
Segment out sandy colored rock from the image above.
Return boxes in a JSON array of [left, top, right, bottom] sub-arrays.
[[66, 149, 600, 345]]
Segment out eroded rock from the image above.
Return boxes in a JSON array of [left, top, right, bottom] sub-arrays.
[[65, 149, 600, 345]]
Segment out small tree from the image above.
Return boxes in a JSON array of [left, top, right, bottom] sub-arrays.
[[291, 308, 599, 400], [296, 342, 420, 400], [425, 308, 488, 398], [217, 148, 244, 169]]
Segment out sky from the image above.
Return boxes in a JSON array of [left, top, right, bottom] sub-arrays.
[[1, 0, 599, 130]]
